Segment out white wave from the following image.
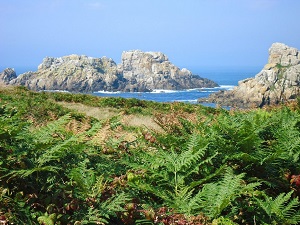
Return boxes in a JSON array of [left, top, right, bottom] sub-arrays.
[[201, 90, 217, 93], [151, 89, 179, 93], [175, 99, 198, 103], [96, 89, 181, 94], [94, 90, 122, 94], [186, 88, 201, 92], [199, 85, 235, 90], [200, 87, 217, 90], [219, 85, 235, 90], [41, 90, 70, 93], [152, 88, 215, 93], [94, 85, 235, 95]]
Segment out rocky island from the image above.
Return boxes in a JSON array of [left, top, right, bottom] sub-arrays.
[[199, 43, 300, 108], [1, 50, 218, 92]]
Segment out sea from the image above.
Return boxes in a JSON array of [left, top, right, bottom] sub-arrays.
[[93, 67, 262, 106], [2, 66, 262, 106]]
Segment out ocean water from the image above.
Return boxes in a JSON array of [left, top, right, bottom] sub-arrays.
[[94, 86, 233, 107], [93, 67, 261, 104]]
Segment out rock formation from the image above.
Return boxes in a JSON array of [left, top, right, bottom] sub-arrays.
[[2, 51, 218, 92], [199, 43, 300, 108], [119, 50, 217, 91], [0, 68, 17, 85], [9, 55, 125, 92]]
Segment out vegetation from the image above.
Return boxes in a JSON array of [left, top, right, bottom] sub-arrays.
[[1, 86, 300, 224]]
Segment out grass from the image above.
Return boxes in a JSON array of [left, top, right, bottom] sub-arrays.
[[56, 101, 120, 120], [122, 114, 164, 132]]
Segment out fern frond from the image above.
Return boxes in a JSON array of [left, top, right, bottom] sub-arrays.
[[31, 114, 72, 144], [83, 192, 129, 224], [36, 134, 85, 166], [266, 108, 300, 163], [3, 166, 60, 181], [34, 120, 102, 167], [100, 192, 129, 213], [196, 168, 260, 218], [69, 169, 95, 196], [189, 164, 227, 188], [281, 197, 300, 221], [272, 191, 294, 215], [255, 191, 300, 224], [177, 143, 207, 172], [67, 159, 106, 200], [123, 131, 221, 216], [171, 187, 196, 215], [84, 121, 103, 137]]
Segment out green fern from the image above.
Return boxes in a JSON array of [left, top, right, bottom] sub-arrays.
[[82, 192, 129, 224], [209, 111, 268, 155], [31, 114, 72, 146], [195, 168, 260, 219], [123, 132, 220, 215], [3, 166, 60, 182], [2, 116, 101, 183], [272, 109, 300, 163], [255, 191, 300, 224], [68, 160, 106, 200]]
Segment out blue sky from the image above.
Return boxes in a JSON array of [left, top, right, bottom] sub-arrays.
[[1, 0, 300, 74]]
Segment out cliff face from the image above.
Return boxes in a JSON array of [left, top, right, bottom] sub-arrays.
[[4, 51, 218, 92], [200, 43, 300, 108]]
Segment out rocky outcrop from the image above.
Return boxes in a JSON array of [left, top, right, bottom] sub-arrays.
[[0, 68, 17, 85], [119, 50, 217, 91], [4, 51, 218, 92], [9, 55, 125, 92], [199, 43, 300, 108]]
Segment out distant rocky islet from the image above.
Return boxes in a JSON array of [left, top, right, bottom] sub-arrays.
[[0, 50, 218, 93]]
